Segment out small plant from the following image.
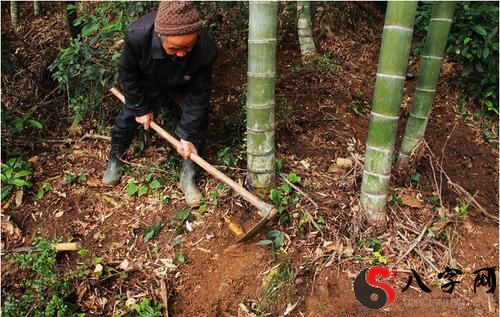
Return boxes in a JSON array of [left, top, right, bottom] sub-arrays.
[[256, 260, 294, 313], [208, 183, 227, 207], [257, 229, 285, 261], [367, 237, 382, 252], [127, 180, 148, 197], [65, 170, 88, 185], [1, 157, 32, 201], [1, 109, 43, 133], [175, 253, 187, 264], [456, 200, 469, 218], [269, 173, 302, 224], [1, 235, 86, 316], [169, 210, 193, 235], [129, 298, 163, 317], [371, 251, 388, 265], [37, 181, 52, 200], [217, 147, 241, 167], [275, 158, 284, 174], [144, 222, 164, 243]]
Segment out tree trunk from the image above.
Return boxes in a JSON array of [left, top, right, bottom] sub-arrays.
[[396, 2, 455, 168], [10, 1, 19, 27], [297, 1, 316, 57], [66, 1, 81, 39], [360, 1, 417, 225], [246, 1, 278, 194], [34, 1, 41, 16]]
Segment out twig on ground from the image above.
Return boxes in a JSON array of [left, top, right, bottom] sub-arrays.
[[279, 173, 318, 209], [38, 133, 110, 144], [439, 123, 457, 201], [118, 157, 171, 174], [395, 224, 429, 265], [424, 141, 498, 224], [160, 276, 169, 317]]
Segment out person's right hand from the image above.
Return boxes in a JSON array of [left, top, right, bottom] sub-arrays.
[[135, 112, 153, 129]]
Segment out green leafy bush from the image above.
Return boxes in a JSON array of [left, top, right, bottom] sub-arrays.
[[1, 236, 86, 316], [49, 2, 155, 128], [1, 157, 32, 201], [415, 1, 499, 114]]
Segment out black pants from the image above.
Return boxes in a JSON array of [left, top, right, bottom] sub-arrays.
[[114, 92, 207, 151]]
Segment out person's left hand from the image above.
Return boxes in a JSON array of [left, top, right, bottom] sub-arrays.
[[177, 139, 198, 160]]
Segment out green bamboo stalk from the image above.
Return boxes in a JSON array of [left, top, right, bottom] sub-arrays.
[[361, 1, 417, 225], [10, 1, 19, 27], [34, 1, 41, 16], [297, 1, 316, 57], [396, 1, 455, 167], [246, 1, 278, 193]]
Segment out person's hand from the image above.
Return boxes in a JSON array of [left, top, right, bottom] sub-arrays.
[[177, 139, 198, 160], [135, 112, 153, 129]]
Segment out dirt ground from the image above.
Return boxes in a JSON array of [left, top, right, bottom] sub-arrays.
[[1, 2, 499, 317]]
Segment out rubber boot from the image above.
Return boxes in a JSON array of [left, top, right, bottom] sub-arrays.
[[180, 159, 203, 207], [102, 127, 135, 186]]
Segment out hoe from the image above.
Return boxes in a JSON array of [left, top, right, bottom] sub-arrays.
[[110, 87, 277, 243]]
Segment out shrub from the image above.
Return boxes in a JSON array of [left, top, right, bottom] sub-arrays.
[[415, 1, 499, 114], [1, 236, 86, 316], [1, 157, 32, 201], [49, 2, 155, 128]]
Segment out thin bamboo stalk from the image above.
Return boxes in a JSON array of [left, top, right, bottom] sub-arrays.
[[246, 1, 278, 192], [34, 1, 41, 16], [361, 1, 417, 225], [396, 1, 455, 167], [10, 1, 19, 27], [297, 1, 316, 57]]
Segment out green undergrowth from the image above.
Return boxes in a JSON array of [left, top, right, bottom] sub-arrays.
[[1, 236, 85, 316], [414, 1, 499, 115], [255, 260, 295, 314]]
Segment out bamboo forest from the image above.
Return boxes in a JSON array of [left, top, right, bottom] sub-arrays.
[[1, 1, 499, 316]]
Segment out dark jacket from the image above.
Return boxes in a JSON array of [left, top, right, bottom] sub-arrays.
[[118, 11, 217, 142]]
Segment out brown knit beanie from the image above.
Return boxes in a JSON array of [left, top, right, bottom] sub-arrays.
[[154, 1, 203, 36]]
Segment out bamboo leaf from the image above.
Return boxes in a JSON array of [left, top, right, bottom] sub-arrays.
[[256, 239, 273, 246], [12, 179, 29, 187], [27, 119, 43, 129], [138, 185, 148, 196], [473, 25, 487, 36], [127, 182, 138, 196], [149, 179, 162, 190]]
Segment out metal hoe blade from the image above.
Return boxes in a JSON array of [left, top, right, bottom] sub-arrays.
[[236, 208, 278, 243]]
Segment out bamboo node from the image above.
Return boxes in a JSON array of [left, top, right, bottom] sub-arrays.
[[383, 25, 413, 32], [363, 170, 391, 179], [371, 111, 399, 120], [247, 72, 276, 78], [415, 87, 436, 93], [409, 112, 428, 120], [430, 18, 453, 23], [365, 145, 393, 154], [376, 72, 406, 80], [421, 55, 443, 61]]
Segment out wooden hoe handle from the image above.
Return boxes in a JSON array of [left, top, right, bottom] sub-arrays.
[[109, 87, 274, 217]]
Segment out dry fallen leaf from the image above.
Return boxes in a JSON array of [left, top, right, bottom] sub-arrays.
[[323, 240, 337, 252], [15, 190, 23, 207], [118, 259, 130, 271], [399, 192, 424, 208], [336, 157, 353, 169], [1, 216, 22, 242], [327, 165, 345, 175]]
